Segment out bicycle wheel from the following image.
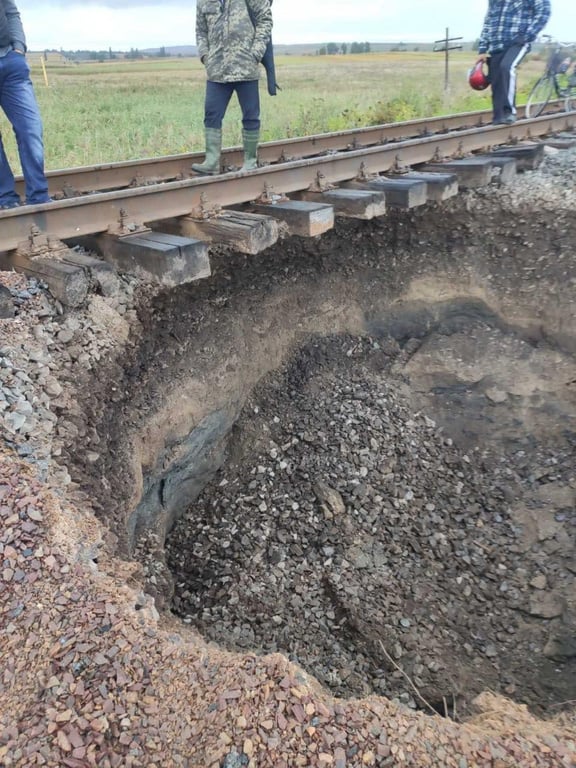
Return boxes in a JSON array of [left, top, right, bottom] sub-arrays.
[[526, 75, 555, 117]]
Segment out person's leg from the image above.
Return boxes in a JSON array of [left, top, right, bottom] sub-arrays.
[[1, 52, 49, 204], [0, 133, 19, 208], [235, 80, 260, 132], [498, 43, 529, 121], [502, 45, 530, 120], [488, 51, 506, 123], [192, 81, 234, 174], [204, 80, 234, 129], [0, 56, 20, 207], [235, 80, 260, 171]]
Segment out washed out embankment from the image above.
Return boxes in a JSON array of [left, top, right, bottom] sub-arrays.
[[62, 185, 576, 720]]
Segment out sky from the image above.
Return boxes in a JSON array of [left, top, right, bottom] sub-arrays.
[[17, 0, 573, 51]]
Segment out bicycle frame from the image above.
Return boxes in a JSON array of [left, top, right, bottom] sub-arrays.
[[526, 38, 576, 117]]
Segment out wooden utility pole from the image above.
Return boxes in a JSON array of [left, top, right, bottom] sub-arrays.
[[433, 28, 463, 91]]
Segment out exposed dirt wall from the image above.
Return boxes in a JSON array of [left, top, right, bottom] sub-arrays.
[[74, 192, 576, 554]]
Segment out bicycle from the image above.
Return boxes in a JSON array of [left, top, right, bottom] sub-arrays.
[[526, 37, 576, 117]]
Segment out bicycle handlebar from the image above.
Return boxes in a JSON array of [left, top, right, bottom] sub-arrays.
[[540, 35, 575, 48]]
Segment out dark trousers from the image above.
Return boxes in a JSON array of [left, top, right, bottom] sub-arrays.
[[488, 43, 529, 122], [204, 80, 260, 131]]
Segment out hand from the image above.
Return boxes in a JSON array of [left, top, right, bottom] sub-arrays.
[[13, 48, 25, 55], [477, 54, 488, 63]]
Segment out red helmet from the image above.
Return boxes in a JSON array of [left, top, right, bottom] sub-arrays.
[[468, 61, 490, 91]]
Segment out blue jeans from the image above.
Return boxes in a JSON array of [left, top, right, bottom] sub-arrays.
[[204, 80, 260, 131], [0, 51, 49, 206]]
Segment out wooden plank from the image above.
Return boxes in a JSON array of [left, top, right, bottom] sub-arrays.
[[489, 143, 545, 171], [60, 249, 120, 297], [418, 157, 494, 187], [541, 132, 576, 150], [299, 188, 387, 220], [97, 231, 211, 287], [542, 136, 576, 149], [173, 210, 279, 255], [249, 199, 334, 237], [391, 171, 458, 201], [343, 176, 428, 208], [482, 156, 517, 184], [0, 251, 89, 307]]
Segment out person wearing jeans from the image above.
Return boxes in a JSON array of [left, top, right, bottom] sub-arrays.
[[477, 0, 551, 125], [0, 0, 50, 208], [192, 0, 273, 175]]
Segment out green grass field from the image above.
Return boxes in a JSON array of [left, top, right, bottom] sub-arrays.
[[0, 51, 544, 172]]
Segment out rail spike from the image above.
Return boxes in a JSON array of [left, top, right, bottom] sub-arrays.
[[108, 208, 150, 237], [392, 154, 410, 174], [17, 224, 69, 261], [62, 184, 78, 199], [308, 172, 336, 194], [189, 192, 222, 221], [355, 162, 377, 182], [454, 141, 466, 160], [432, 146, 444, 163], [255, 183, 289, 206]]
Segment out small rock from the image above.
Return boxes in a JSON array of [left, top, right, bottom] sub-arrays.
[[528, 593, 565, 619], [530, 574, 547, 590], [0, 284, 14, 319]]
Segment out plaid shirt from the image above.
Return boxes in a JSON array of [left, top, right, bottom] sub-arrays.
[[478, 0, 551, 54]]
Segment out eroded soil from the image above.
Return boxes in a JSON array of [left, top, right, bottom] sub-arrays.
[[2, 146, 576, 766]]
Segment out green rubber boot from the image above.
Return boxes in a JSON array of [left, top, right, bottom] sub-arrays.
[[241, 129, 260, 171], [191, 128, 222, 175]]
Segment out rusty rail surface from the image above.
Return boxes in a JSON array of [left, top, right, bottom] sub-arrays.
[[2, 112, 575, 254], [13, 103, 567, 200]]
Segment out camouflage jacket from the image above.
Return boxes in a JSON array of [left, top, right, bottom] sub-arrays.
[[196, 0, 273, 83]]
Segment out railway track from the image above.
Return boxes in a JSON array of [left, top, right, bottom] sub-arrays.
[[1, 107, 575, 306], [10, 102, 568, 199]]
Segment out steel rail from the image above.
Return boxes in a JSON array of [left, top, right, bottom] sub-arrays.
[[13, 103, 566, 199], [2, 112, 574, 254]]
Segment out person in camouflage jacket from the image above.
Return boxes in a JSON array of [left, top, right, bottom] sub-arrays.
[[476, 0, 550, 125], [192, 0, 273, 175]]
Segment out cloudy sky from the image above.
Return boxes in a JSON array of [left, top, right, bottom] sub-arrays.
[[17, 0, 572, 51]]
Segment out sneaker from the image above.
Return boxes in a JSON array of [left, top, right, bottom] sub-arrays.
[[503, 114, 517, 125], [0, 200, 21, 210], [25, 197, 54, 206]]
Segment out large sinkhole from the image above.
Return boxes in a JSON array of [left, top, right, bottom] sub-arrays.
[[164, 327, 576, 718], [79, 190, 576, 721]]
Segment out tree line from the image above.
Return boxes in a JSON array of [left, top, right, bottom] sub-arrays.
[[317, 42, 371, 56]]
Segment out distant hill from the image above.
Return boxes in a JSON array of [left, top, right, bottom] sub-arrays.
[[50, 40, 480, 63], [142, 41, 479, 56]]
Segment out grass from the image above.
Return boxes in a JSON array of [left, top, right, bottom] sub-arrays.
[[0, 51, 544, 172]]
